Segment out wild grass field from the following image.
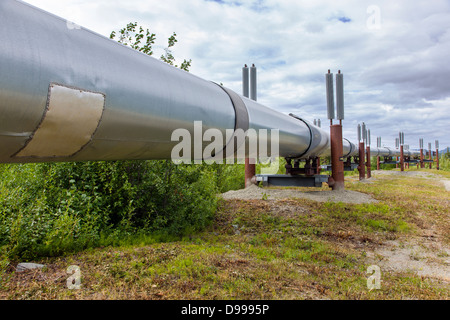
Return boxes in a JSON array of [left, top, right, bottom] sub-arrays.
[[1, 167, 448, 300]]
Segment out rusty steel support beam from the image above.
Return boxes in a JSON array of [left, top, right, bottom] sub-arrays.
[[429, 149, 432, 169], [244, 159, 256, 188], [436, 149, 440, 170], [315, 157, 321, 175], [400, 145, 404, 171], [328, 124, 345, 190], [243, 64, 256, 188], [245, 158, 256, 187], [366, 146, 371, 178], [358, 142, 365, 180], [420, 149, 424, 169]]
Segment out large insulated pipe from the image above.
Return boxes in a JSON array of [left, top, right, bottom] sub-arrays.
[[0, 0, 325, 164], [0, 0, 419, 166], [363, 146, 419, 168]]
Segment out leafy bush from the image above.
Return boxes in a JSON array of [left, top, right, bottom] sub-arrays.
[[439, 151, 450, 171], [0, 161, 244, 259], [0, 23, 249, 260]]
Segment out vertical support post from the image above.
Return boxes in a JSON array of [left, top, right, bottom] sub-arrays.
[[376, 136, 381, 170], [330, 124, 345, 190], [400, 145, 404, 172], [316, 157, 321, 175], [366, 128, 371, 178], [358, 142, 365, 180], [395, 137, 399, 169], [356, 123, 365, 180], [316, 119, 321, 174], [244, 64, 256, 187], [436, 140, 440, 170], [245, 158, 255, 187], [428, 143, 432, 169], [399, 132, 405, 171], [420, 150, 424, 169], [327, 70, 345, 190]]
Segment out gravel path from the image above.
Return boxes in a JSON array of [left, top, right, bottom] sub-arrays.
[[371, 170, 450, 191], [221, 169, 449, 203], [221, 184, 377, 204]]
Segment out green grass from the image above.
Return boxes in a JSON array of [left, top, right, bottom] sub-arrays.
[[1, 169, 449, 300]]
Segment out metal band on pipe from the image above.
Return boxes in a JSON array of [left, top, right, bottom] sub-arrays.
[[215, 85, 249, 133], [213, 84, 249, 156], [343, 138, 355, 158], [288, 113, 328, 159], [288, 114, 313, 158]]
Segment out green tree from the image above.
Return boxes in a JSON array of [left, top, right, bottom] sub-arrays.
[[110, 22, 192, 71]]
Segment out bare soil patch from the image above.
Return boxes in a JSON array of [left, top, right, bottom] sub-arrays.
[[221, 184, 378, 204], [367, 236, 450, 282]]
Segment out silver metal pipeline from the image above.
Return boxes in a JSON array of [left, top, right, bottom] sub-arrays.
[[368, 147, 420, 158], [0, 0, 318, 164], [0, 0, 418, 165]]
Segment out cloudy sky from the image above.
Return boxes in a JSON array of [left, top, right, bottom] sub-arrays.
[[23, 0, 450, 150]]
